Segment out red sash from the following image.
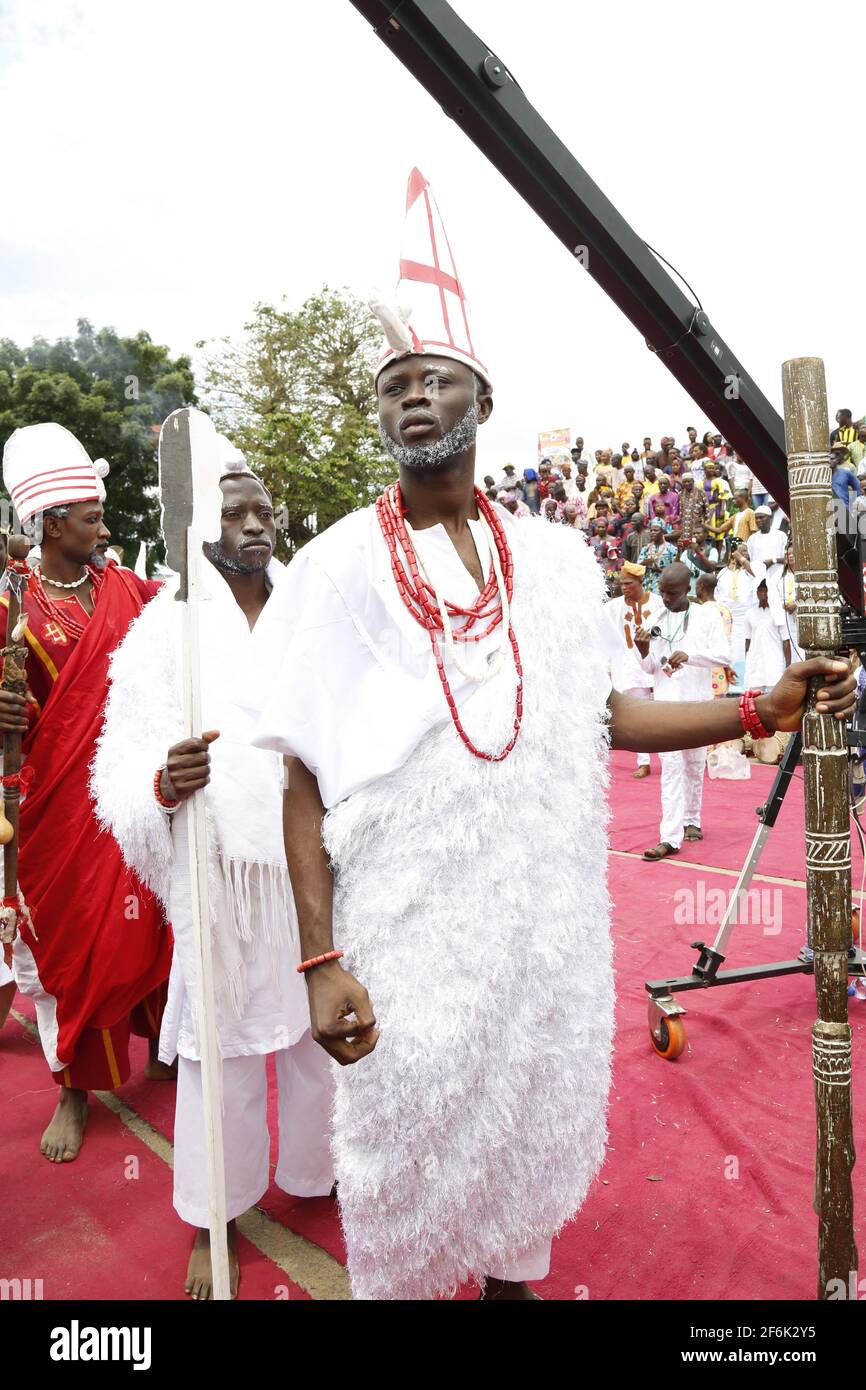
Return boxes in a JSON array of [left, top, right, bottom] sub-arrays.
[[18, 566, 172, 1064]]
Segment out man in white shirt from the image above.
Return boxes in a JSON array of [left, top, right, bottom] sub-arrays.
[[635, 563, 730, 858], [730, 452, 753, 495], [745, 505, 787, 586], [600, 562, 665, 777], [559, 460, 579, 501]]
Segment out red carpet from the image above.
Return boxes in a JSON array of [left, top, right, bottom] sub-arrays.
[[2, 748, 863, 1300]]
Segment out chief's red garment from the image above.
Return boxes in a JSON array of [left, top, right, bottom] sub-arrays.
[[0, 562, 172, 1088]]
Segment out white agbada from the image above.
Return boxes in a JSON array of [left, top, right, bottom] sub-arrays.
[[640, 601, 731, 849], [746, 527, 787, 587], [91, 557, 335, 1221], [246, 502, 613, 1301], [744, 604, 787, 689]]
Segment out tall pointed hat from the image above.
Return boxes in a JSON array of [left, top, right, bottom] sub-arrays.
[[370, 168, 491, 390]]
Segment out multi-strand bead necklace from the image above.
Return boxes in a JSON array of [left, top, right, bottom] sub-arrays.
[[30, 564, 102, 643], [375, 482, 523, 762]]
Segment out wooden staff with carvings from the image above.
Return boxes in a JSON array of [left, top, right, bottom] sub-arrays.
[[782, 356, 858, 1298]]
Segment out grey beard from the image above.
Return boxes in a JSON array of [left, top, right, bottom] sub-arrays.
[[379, 402, 478, 471], [203, 540, 270, 575]]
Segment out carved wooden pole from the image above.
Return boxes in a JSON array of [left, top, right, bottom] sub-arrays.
[[783, 356, 857, 1298]]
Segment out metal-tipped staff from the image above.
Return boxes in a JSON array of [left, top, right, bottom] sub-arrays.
[[158, 408, 231, 1300], [0, 536, 35, 962], [782, 357, 858, 1298]]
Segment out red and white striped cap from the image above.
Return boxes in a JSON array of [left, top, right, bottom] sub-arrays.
[[2, 423, 109, 524], [370, 168, 491, 391]]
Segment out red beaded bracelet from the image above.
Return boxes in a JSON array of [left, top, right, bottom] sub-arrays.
[[153, 766, 181, 810], [739, 688, 772, 741], [297, 949, 344, 975]]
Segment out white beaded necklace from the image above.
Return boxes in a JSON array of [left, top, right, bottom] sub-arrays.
[[37, 565, 89, 590]]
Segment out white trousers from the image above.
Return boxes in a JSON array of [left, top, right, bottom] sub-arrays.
[[173, 1030, 335, 1227], [659, 746, 707, 849], [625, 686, 653, 766], [486, 1237, 552, 1282]]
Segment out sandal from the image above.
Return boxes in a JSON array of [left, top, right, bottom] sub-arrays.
[[684, 825, 703, 842], [643, 842, 679, 860]]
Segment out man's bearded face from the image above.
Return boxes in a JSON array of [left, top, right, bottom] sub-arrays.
[[379, 401, 478, 471], [376, 355, 490, 472], [203, 475, 275, 575]]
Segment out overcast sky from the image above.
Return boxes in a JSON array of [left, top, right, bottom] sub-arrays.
[[1, 0, 863, 476]]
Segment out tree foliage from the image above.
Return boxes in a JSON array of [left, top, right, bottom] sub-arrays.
[[0, 319, 197, 565], [199, 287, 392, 556]]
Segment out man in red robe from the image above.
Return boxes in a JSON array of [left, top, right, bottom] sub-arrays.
[[0, 423, 171, 1162]]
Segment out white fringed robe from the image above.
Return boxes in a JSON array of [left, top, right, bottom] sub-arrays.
[[249, 505, 614, 1300], [90, 560, 309, 1062]]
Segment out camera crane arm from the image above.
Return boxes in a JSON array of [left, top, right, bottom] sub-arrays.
[[348, 0, 861, 614]]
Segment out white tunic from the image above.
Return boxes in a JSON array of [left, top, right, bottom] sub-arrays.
[[640, 601, 730, 702], [744, 605, 787, 688], [247, 503, 613, 1301], [746, 528, 787, 586]]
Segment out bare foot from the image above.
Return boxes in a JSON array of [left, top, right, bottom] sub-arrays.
[[479, 1277, 542, 1301], [40, 1088, 88, 1162], [145, 1036, 177, 1081], [185, 1221, 240, 1300], [0, 980, 15, 1032]]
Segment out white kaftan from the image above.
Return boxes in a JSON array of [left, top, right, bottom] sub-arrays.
[[247, 503, 613, 1300]]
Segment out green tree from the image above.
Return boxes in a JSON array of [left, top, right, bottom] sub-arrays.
[[199, 287, 392, 556], [0, 319, 197, 566]]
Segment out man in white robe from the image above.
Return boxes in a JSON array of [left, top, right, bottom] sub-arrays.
[[745, 505, 787, 586], [92, 460, 334, 1299], [637, 563, 731, 858], [715, 548, 758, 686], [744, 581, 790, 689], [243, 171, 856, 1302], [600, 560, 664, 777]]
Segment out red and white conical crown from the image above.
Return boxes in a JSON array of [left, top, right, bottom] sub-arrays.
[[370, 168, 491, 391]]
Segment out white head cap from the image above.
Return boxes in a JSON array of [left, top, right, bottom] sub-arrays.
[[2, 423, 108, 524]]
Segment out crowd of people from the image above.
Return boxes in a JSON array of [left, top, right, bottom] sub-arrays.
[[485, 416, 864, 692]]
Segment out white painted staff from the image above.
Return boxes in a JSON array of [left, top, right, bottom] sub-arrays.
[[158, 407, 231, 1300]]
